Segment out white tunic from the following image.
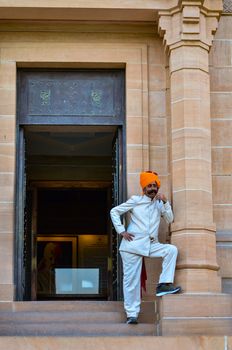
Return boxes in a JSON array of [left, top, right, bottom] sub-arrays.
[[110, 195, 173, 256]]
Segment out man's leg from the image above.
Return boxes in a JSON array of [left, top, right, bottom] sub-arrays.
[[120, 251, 143, 319], [149, 242, 178, 283]]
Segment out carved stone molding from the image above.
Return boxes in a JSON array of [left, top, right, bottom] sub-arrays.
[[158, 0, 223, 52], [223, 0, 232, 13]]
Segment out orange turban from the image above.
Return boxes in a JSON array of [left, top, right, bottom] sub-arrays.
[[140, 171, 161, 189]]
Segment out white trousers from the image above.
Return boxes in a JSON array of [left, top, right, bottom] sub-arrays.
[[120, 242, 178, 318]]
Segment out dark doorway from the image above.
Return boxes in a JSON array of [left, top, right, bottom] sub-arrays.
[[16, 125, 124, 301], [16, 69, 125, 301]]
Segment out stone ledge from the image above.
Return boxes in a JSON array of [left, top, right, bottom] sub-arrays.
[[0, 335, 227, 350]]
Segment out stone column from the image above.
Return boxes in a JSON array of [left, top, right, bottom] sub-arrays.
[[0, 60, 16, 300], [158, 0, 223, 292]]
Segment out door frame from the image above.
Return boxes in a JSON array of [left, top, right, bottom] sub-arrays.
[[15, 126, 126, 300], [15, 68, 126, 301]]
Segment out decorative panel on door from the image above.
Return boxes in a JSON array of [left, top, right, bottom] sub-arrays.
[[17, 69, 125, 125]]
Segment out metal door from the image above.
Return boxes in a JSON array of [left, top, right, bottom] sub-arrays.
[[15, 128, 32, 300], [111, 128, 124, 300]]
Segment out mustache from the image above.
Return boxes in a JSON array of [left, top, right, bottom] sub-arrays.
[[147, 189, 158, 195]]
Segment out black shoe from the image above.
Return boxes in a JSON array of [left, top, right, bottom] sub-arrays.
[[126, 317, 138, 324], [156, 283, 181, 297]]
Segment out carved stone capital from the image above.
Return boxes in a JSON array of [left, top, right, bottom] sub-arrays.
[[158, 0, 223, 52]]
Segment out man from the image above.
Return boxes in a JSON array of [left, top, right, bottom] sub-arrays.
[[110, 171, 181, 325]]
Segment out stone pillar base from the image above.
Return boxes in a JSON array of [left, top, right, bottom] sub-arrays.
[[174, 269, 221, 293], [159, 293, 232, 335]]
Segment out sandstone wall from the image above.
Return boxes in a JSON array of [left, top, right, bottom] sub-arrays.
[[0, 22, 169, 300], [210, 13, 232, 293]]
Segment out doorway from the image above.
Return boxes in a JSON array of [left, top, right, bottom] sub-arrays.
[[16, 125, 124, 301], [16, 68, 125, 301]]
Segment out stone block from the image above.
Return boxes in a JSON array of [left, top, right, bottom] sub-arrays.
[[1, 45, 143, 64], [148, 64, 166, 91], [212, 148, 232, 175], [149, 146, 168, 175], [127, 172, 141, 197], [171, 230, 218, 269], [212, 175, 232, 204], [222, 278, 232, 293], [172, 99, 210, 130], [0, 173, 14, 187], [160, 294, 232, 317], [171, 69, 209, 102], [126, 116, 143, 144], [172, 159, 212, 193], [149, 117, 167, 146], [172, 132, 211, 162], [211, 119, 232, 146], [161, 317, 231, 336], [0, 89, 16, 116], [172, 190, 214, 225], [209, 40, 232, 66], [0, 336, 226, 350], [0, 284, 14, 302], [0, 154, 15, 172], [126, 63, 142, 90], [0, 62, 16, 88], [0, 143, 15, 157], [210, 92, 232, 119], [210, 67, 232, 92], [0, 184, 14, 202], [127, 146, 143, 173], [0, 203, 14, 233], [148, 43, 165, 65], [170, 46, 209, 73], [149, 91, 166, 117], [174, 268, 221, 293], [126, 89, 142, 117], [217, 244, 232, 277], [215, 16, 232, 40], [0, 233, 13, 283], [213, 205, 232, 231]]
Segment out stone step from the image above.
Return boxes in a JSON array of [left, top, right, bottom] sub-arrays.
[[0, 310, 154, 323], [0, 336, 226, 350], [161, 317, 232, 336], [160, 294, 232, 317], [0, 301, 157, 336], [6, 300, 156, 314], [0, 322, 156, 336]]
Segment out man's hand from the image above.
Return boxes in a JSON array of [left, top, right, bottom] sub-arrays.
[[155, 193, 167, 204], [120, 231, 135, 241]]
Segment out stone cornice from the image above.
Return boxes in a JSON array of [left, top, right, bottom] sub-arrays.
[[158, 0, 223, 52]]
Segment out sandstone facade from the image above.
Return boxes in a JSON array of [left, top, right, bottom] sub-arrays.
[[0, 0, 231, 337]]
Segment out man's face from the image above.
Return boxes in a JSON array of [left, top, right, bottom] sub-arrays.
[[143, 181, 158, 199]]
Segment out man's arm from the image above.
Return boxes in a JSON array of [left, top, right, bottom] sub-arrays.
[[156, 193, 174, 224], [110, 196, 137, 235]]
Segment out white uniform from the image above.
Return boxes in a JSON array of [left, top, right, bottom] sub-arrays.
[[110, 194, 178, 318]]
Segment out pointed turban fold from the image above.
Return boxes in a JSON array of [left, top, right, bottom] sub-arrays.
[[140, 171, 161, 189]]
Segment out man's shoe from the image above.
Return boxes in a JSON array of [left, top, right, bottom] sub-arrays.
[[126, 317, 138, 324], [156, 283, 181, 297]]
